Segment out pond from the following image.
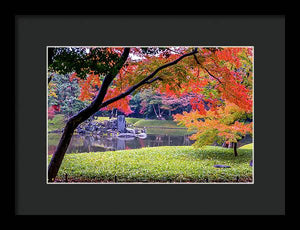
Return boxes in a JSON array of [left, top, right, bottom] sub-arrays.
[[48, 129, 252, 155]]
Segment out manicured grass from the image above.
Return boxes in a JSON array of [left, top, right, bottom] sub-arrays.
[[145, 127, 196, 136], [48, 114, 66, 132], [125, 117, 143, 124], [239, 143, 253, 150], [134, 119, 183, 128], [48, 146, 253, 183]]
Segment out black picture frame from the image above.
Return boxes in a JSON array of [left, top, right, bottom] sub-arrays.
[[13, 11, 286, 215]]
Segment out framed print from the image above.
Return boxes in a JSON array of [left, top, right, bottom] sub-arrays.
[[14, 12, 285, 215]]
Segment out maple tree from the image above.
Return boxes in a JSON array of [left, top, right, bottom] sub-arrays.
[[47, 46, 253, 182], [174, 101, 252, 156], [167, 47, 253, 156]]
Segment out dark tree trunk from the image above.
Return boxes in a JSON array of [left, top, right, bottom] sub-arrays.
[[48, 74, 53, 84], [48, 94, 113, 181], [47, 120, 76, 181], [48, 48, 130, 182], [233, 142, 238, 157]]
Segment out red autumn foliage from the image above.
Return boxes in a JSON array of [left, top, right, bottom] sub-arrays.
[[67, 47, 253, 144], [48, 105, 60, 120]]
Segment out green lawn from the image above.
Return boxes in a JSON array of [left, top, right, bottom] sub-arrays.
[[145, 127, 196, 136], [134, 119, 183, 128], [48, 146, 253, 183], [125, 117, 143, 124]]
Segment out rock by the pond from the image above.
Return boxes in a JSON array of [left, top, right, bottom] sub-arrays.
[[74, 117, 145, 137], [214, 164, 231, 168]]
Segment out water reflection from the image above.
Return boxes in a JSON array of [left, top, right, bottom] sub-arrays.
[[48, 133, 252, 155], [48, 133, 195, 154]]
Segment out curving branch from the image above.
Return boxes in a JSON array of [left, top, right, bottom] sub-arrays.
[[99, 49, 198, 109], [193, 53, 223, 84], [48, 47, 130, 182]]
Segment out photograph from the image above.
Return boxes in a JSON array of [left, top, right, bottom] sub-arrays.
[[47, 46, 254, 184]]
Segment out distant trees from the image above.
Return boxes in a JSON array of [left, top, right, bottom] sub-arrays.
[[129, 88, 192, 120], [48, 73, 90, 117]]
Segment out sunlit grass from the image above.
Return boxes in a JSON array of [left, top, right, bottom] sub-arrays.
[[239, 143, 253, 149], [48, 146, 253, 183], [145, 127, 196, 136], [134, 119, 184, 128]]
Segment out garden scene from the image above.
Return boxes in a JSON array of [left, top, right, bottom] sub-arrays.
[[47, 46, 253, 183]]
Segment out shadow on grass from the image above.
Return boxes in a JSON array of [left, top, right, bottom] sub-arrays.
[[182, 146, 252, 163]]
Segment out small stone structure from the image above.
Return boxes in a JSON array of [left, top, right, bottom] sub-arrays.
[[117, 115, 126, 133]]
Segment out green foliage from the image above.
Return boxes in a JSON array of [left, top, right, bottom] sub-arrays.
[[221, 110, 251, 125], [192, 129, 223, 148], [48, 146, 253, 183], [48, 47, 123, 79], [129, 91, 142, 112], [48, 74, 90, 117], [48, 114, 65, 132]]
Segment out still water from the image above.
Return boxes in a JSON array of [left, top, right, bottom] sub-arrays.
[[48, 131, 252, 155]]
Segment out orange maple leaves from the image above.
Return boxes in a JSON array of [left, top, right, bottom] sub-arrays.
[[69, 47, 253, 137], [174, 101, 253, 145], [69, 70, 133, 115]]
